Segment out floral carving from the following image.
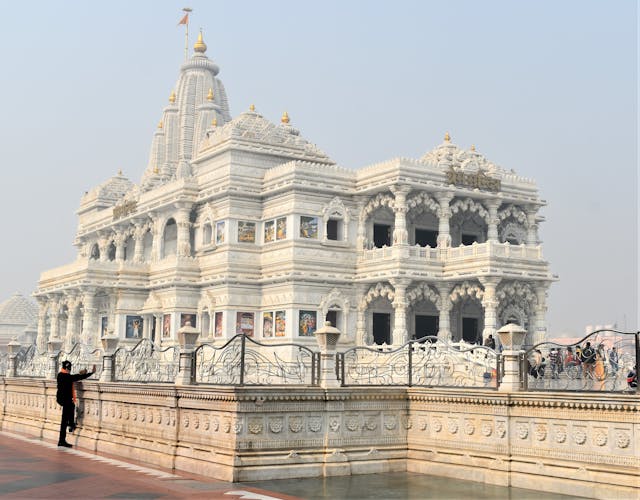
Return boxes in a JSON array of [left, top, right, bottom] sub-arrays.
[[308, 416, 322, 433], [364, 417, 377, 431], [534, 424, 547, 441], [447, 418, 459, 434], [516, 423, 528, 440], [481, 422, 493, 437], [248, 418, 263, 434], [329, 417, 340, 432], [573, 429, 587, 445], [289, 416, 303, 433], [222, 419, 231, 433], [593, 431, 607, 447], [232, 419, 243, 435], [384, 415, 398, 431], [554, 427, 567, 444], [213, 417, 220, 432], [616, 431, 630, 449], [464, 420, 475, 435], [269, 418, 284, 434], [432, 418, 442, 433], [419, 418, 427, 431], [346, 416, 360, 432]]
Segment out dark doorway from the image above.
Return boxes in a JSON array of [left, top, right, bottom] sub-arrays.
[[151, 317, 156, 343], [326, 310, 337, 327], [415, 315, 438, 339], [461, 233, 478, 245], [462, 317, 479, 343], [326, 219, 339, 241], [373, 313, 391, 345], [373, 224, 392, 248], [415, 229, 438, 247]]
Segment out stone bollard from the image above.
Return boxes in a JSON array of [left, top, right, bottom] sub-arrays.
[[314, 321, 342, 388], [7, 338, 22, 377], [497, 323, 527, 392], [100, 336, 119, 382], [175, 325, 199, 386], [47, 340, 63, 379]]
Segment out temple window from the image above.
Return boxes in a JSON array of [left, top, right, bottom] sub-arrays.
[[90, 243, 100, 260], [415, 228, 438, 247], [461, 233, 479, 246], [142, 230, 153, 261], [373, 224, 391, 248], [203, 222, 213, 245], [124, 236, 135, 261], [372, 312, 391, 345], [163, 218, 177, 257], [107, 242, 116, 261], [326, 219, 342, 241]]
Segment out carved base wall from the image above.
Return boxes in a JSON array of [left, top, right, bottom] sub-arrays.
[[0, 378, 637, 498]]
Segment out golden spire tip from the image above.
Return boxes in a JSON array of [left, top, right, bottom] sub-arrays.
[[158, 120, 163, 129], [194, 29, 207, 53], [249, 104, 256, 112], [470, 144, 475, 151], [207, 88, 214, 101], [281, 111, 290, 124], [444, 131, 451, 142], [169, 90, 176, 104]]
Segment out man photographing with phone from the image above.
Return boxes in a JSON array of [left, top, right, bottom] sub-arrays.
[[56, 361, 96, 448]]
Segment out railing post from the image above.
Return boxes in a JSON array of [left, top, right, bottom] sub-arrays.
[[100, 336, 119, 383], [47, 340, 63, 379], [7, 338, 22, 377], [176, 325, 199, 386], [315, 322, 342, 388], [240, 335, 246, 386], [408, 342, 413, 387], [497, 323, 527, 392]]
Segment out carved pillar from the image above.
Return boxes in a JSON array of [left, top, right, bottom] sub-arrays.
[[435, 192, 453, 249], [480, 277, 501, 343], [356, 284, 369, 345], [391, 186, 410, 245], [64, 298, 79, 350], [35, 298, 48, 352], [81, 289, 98, 347], [49, 299, 60, 340], [486, 199, 501, 242], [176, 205, 192, 258], [436, 284, 452, 340], [98, 235, 109, 262], [526, 206, 539, 245], [391, 278, 410, 345], [133, 225, 145, 263], [151, 216, 162, 262], [533, 282, 549, 346], [114, 233, 126, 261], [154, 314, 162, 347]]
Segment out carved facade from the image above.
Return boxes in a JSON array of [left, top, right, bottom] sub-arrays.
[[35, 32, 554, 352]]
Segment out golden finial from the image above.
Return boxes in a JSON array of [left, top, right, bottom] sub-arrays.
[[444, 131, 451, 142], [194, 30, 207, 53], [281, 111, 290, 124], [153, 165, 159, 174], [249, 104, 256, 112], [207, 88, 214, 101], [169, 90, 176, 103], [157, 120, 163, 129], [211, 117, 218, 127], [470, 144, 476, 151]]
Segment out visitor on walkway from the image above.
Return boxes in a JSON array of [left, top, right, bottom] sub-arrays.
[[56, 361, 95, 448], [609, 347, 619, 374], [483, 335, 496, 350]]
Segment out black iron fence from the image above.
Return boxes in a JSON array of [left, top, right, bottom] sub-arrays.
[[113, 339, 179, 383]]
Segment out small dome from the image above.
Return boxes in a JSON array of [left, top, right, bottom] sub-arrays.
[[0, 293, 37, 326]]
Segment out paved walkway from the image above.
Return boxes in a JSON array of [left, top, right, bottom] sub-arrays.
[[0, 431, 584, 499]]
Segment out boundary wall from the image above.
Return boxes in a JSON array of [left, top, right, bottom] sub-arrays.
[[0, 378, 637, 499]]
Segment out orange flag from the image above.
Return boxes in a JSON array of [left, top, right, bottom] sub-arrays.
[[178, 13, 189, 26]]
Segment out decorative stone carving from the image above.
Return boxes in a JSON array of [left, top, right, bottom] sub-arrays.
[[269, 417, 284, 434], [573, 428, 587, 445], [289, 416, 303, 433], [516, 423, 529, 439]]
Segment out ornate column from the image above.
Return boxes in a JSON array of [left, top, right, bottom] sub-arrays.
[[391, 185, 410, 245], [356, 199, 367, 250], [391, 278, 410, 345], [526, 206, 539, 245], [436, 284, 452, 340], [133, 225, 146, 263], [154, 314, 162, 347], [35, 298, 48, 352], [355, 284, 369, 345], [49, 299, 60, 340], [486, 199, 501, 242], [98, 235, 109, 262], [435, 192, 453, 249], [81, 289, 98, 347], [114, 232, 126, 261], [176, 205, 192, 258], [479, 277, 501, 343], [64, 297, 80, 350], [151, 215, 162, 261], [533, 282, 549, 346]]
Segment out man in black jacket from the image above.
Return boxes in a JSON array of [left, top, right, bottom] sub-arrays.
[[56, 360, 95, 447]]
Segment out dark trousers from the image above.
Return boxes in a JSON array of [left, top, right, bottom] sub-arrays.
[[58, 402, 75, 444]]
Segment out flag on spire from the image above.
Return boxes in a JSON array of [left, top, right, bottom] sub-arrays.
[[178, 13, 189, 25]]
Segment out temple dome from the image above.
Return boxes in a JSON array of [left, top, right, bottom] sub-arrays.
[[142, 31, 232, 188], [79, 171, 134, 213], [421, 134, 504, 175], [198, 108, 334, 164], [0, 293, 37, 326]]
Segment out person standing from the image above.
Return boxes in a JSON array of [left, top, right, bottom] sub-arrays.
[[56, 361, 95, 448]]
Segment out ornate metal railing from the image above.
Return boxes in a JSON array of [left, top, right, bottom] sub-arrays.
[[522, 330, 639, 392], [58, 343, 103, 379], [194, 335, 320, 386], [15, 345, 48, 378], [337, 336, 499, 388], [0, 352, 8, 376], [113, 339, 179, 383]]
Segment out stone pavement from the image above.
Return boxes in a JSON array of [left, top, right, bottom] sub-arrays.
[[0, 431, 584, 499]]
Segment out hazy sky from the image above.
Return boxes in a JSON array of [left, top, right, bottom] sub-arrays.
[[0, 0, 636, 335]]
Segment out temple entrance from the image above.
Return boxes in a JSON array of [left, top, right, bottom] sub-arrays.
[[373, 313, 391, 345], [414, 315, 438, 339], [462, 317, 479, 343]]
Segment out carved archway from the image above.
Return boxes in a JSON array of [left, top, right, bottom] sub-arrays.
[[407, 283, 441, 309]]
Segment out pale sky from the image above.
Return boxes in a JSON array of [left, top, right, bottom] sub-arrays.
[[0, 0, 636, 336]]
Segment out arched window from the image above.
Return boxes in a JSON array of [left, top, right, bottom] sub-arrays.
[[124, 236, 135, 261], [142, 229, 153, 261], [203, 222, 213, 245], [90, 243, 100, 260], [107, 242, 116, 261], [163, 218, 177, 257]]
